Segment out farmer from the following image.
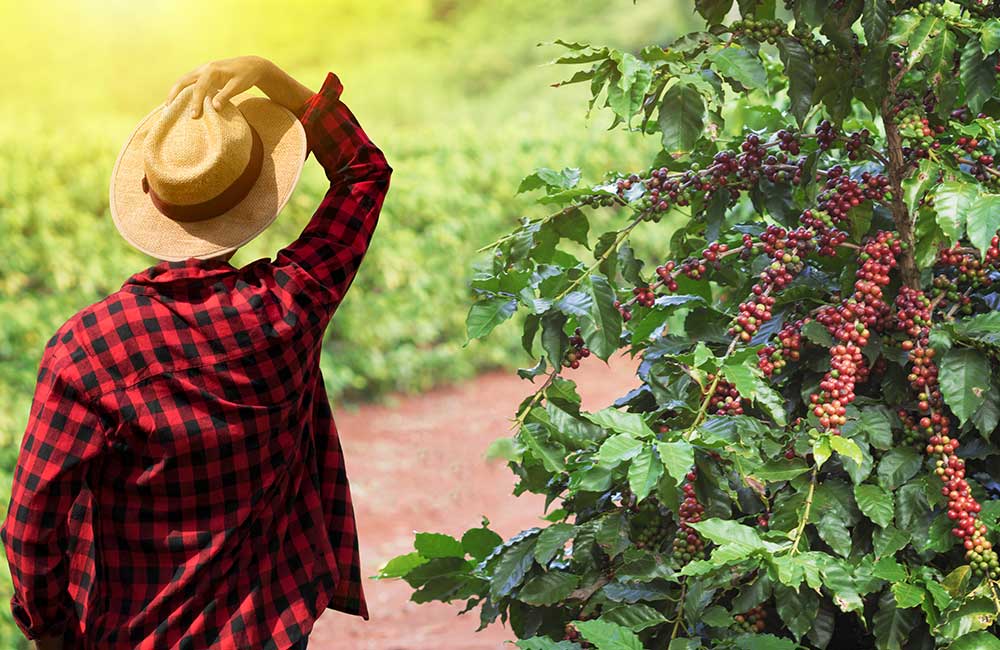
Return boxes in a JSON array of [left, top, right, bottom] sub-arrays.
[[1, 55, 391, 650]]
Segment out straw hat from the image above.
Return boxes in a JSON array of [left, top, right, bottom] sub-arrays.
[[109, 84, 307, 261]]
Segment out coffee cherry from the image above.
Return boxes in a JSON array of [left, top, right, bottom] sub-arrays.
[[670, 470, 707, 568]]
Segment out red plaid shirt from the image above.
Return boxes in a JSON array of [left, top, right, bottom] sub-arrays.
[[1, 71, 390, 649]]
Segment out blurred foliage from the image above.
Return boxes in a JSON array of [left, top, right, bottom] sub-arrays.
[[0, 0, 691, 645]]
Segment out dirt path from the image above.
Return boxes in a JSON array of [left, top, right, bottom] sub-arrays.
[[308, 353, 639, 649]]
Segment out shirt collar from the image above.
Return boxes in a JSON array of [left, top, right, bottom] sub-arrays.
[[123, 256, 237, 291]]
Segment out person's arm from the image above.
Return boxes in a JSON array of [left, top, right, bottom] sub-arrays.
[[270, 71, 392, 313], [166, 56, 393, 314], [1, 347, 106, 649]]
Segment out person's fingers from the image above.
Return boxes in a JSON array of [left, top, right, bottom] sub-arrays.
[[212, 77, 243, 111], [189, 74, 217, 119], [166, 69, 199, 105]]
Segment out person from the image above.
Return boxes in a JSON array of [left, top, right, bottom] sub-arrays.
[[1, 55, 392, 650]]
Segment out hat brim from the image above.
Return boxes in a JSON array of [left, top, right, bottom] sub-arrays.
[[109, 93, 307, 262]]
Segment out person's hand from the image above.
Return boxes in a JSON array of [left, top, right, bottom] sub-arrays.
[[166, 56, 274, 118]]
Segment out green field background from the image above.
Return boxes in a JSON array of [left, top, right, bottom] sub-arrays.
[[0, 1, 689, 645]]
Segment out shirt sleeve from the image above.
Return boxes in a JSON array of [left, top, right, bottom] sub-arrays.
[[272, 71, 392, 315], [0, 350, 105, 641]]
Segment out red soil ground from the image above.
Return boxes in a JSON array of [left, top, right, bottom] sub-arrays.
[[308, 353, 639, 649]]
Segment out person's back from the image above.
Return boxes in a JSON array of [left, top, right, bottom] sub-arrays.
[[2, 58, 391, 650]]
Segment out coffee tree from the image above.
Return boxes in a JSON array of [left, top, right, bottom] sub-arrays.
[[377, 1, 1000, 647]]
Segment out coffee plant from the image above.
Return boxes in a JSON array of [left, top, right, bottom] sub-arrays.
[[377, 1, 1000, 647]]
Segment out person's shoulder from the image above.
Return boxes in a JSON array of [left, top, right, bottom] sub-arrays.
[[40, 289, 150, 395]]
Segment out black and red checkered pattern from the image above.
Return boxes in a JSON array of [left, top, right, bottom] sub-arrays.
[[1, 71, 391, 649]]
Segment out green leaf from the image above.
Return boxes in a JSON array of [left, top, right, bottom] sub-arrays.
[[607, 52, 653, 121], [520, 424, 566, 473], [873, 592, 920, 650], [466, 297, 517, 341], [860, 409, 894, 450], [877, 448, 923, 490], [856, 484, 895, 528], [596, 511, 632, 559], [775, 584, 818, 640], [628, 446, 663, 503], [934, 181, 977, 243], [961, 38, 995, 114], [376, 551, 428, 578], [967, 193, 1000, 258], [695, 0, 734, 24], [601, 604, 669, 632], [712, 46, 767, 88], [579, 274, 623, 361], [891, 582, 925, 609], [490, 535, 539, 598], [940, 348, 993, 425], [906, 16, 946, 68], [518, 167, 582, 194], [982, 19, 1000, 53], [541, 310, 569, 368], [778, 37, 816, 126], [813, 437, 833, 470], [938, 597, 998, 640], [723, 357, 787, 426], [690, 518, 765, 554], [951, 632, 1000, 650], [518, 570, 580, 606], [587, 408, 654, 438], [574, 619, 644, 650], [517, 638, 583, 650], [895, 482, 931, 532], [830, 436, 864, 466], [731, 634, 798, 650], [552, 208, 590, 247], [657, 440, 695, 486], [816, 512, 853, 557], [535, 523, 575, 565], [415, 532, 466, 558], [874, 527, 911, 559], [462, 527, 503, 562], [752, 458, 811, 481], [598, 433, 643, 468], [942, 565, 972, 598], [658, 83, 705, 153], [973, 390, 1000, 440], [924, 26, 956, 85], [863, 0, 890, 43]]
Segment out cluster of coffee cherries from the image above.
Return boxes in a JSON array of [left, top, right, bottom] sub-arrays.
[[844, 129, 872, 160], [613, 299, 633, 323], [789, 23, 841, 65], [734, 606, 768, 634], [808, 232, 900, 434], [706, 373, 744, 416], [816, 120, 839, 150], [937, 246, 994, 291], [655, 260, 680, 293], [631, 497, 671, 551], [641, 167, 688, 216], [812, 167, 890, 228], [632, 285, 657, 308], [757, 318, 805, 377], [913, 1, 948, 16], [563, 328, 591, 370], [730, 18, 787, 44], [670, 470, 707, 568], [775, 129, 801, 155], [898, 327, 999, 579], [729, 227, 813, 342], [899, 112, 946, 160]]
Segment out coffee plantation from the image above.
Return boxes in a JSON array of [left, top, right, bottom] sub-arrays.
[[378, 1, 1000, 647]]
